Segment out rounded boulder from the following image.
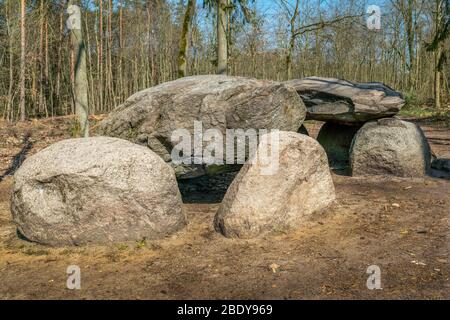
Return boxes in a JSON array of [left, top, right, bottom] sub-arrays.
[[214, 131, 336, 238], [11, 137, 186, 246], [350, 118, 431, 177]]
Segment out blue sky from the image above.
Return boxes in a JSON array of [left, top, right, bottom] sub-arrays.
[[183, 0, 393, 43], [250, 0, 389, 35], [255, 0, 388, 12]]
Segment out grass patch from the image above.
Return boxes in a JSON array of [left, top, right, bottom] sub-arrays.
[[22, 247, 50, 256], [399, 104, 450, 123], [70, 120, 82, 138], [135, 238, 147, 250], [116, 243, 129, 251]]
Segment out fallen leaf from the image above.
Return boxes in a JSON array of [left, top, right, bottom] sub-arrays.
[[411, 260, 426, 266], [269, 263, 280, 273]]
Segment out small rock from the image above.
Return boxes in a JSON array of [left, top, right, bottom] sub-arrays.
[[269, 263, 280, 273]]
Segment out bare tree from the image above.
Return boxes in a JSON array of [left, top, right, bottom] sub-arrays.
[[203, 0, 253, 75], [217, 0, 228, 74], [67, 1, 89, 137], [281, 0, 300, 80], [178, 0, 197, 77], [279, 0, 362, 80], [19, 0, 26, 122], [427, 0, 449, 110], [5, 0, 14, 122]]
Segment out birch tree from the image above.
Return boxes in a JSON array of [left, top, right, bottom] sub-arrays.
[[67, 2, 89, 137], [19, 0, 26, 121]]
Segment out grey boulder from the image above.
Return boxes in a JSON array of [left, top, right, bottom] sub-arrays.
[[98, 75, 306, 179], [285, 77, 405, 124], [350, 118, 431, 177], [214, 131, 336, 239], [11, 137, 186, 246]]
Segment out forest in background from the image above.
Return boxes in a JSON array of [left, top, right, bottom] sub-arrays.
[[0, 0, 449, 122]]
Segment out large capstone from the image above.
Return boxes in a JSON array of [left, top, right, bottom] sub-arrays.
[[317, 122, 362, 168], [214, 131, 336, 239], [11, 137, 186, 246], [350, 118, 432, 177], [285, 77, 405, 124], [98, 75, 306, 179]]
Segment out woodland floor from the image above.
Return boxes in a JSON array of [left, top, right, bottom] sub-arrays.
[[0, 116, 449, 300]]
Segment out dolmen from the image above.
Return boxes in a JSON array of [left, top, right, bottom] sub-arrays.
[[13, 76, 337, 243], [286, 77, 431, 177], [11, 75, 433, 245]]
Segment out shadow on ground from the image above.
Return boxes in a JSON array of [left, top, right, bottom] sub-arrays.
[[0, 132, 33, 183], [178, 172, 238, 204]]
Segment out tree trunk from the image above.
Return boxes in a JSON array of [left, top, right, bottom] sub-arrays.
[[84, 9, 96, 114], [98, 0, 103, 111], [38, 0, 48, 117], [56, 4, 64, 116], [285, 0, 300, 80], [119, 0, 124, 100], [45, 12, 51, 116], [107, 0, 115, 109], [217, 0, 228, 75], [433, 0, 444, 110], [19, 0, 26, 122], [178, 0, 196, 78], [5, 0, 14, 121], [405, 0, 415, 90], [147, 0, 159, 85], [435, 47, 443, 110], [68, 2, 89, 137]]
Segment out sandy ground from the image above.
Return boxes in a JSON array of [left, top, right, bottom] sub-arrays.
[[0, 117, 449, 300]]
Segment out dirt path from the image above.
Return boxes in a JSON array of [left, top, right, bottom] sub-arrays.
[[0, 117, 449, 300]]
